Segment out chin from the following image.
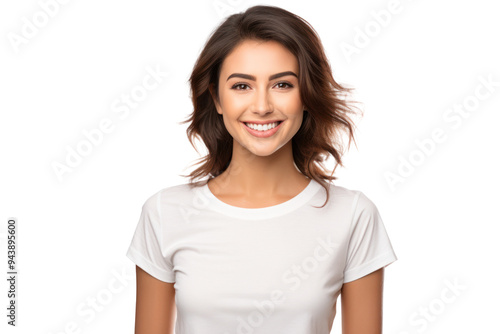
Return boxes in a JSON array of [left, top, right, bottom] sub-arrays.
[[244, 142, 288, 157]]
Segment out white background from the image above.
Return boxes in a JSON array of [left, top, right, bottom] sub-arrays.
[[1, 0, 499, 333]]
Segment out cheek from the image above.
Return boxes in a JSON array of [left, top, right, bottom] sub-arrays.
[[220, 90, 303, 116], [220, 93, 248, 113], [275, 92, 302, 111]]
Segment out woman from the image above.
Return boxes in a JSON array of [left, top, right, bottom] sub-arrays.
[[126, 5, 397, 334]]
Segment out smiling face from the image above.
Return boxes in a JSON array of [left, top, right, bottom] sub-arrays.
[[212, 39, 305, 157]]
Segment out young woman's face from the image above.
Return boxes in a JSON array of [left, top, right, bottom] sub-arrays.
[[213, 39, 304, 157]]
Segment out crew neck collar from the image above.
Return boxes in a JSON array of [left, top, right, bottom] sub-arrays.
[[201, 178, 323, 220]]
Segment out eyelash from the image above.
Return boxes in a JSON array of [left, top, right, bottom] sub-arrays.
[[231, 82, 294, 90]]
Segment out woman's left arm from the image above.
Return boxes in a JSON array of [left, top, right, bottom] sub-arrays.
[[340, 267, 385, 334]]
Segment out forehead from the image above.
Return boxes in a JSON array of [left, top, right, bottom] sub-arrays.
[[221, 39, 298, 77]]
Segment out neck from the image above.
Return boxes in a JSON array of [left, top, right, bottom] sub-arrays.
[[214, 141, 309, 197]]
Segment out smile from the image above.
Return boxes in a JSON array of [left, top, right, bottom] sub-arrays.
[[241, 120, 284, 138]]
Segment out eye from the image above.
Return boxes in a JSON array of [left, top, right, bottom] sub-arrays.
[[231, 83, 250, 90], [230, 81, 294, 90], [275, 82, 294, 89]]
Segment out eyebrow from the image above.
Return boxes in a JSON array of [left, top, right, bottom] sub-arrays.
[[226, 71, 298, 82]]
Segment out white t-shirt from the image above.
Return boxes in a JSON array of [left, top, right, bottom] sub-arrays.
[[126, 178, 397, 333]]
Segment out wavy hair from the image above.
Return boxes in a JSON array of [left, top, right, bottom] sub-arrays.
[[179, 5, 361, 208]]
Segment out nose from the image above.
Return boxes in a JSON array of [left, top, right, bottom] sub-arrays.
[[251, 87, 273, 115]]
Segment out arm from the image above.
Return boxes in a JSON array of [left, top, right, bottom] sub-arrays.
[[134, 265, 176, 334], [340, 267, 384, 334]]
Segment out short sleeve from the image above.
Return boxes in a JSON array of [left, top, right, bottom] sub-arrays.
[[126, 191, 175, 283], [343, 191, 397, 283]]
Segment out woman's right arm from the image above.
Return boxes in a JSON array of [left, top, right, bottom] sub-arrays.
[[134, 265, 176, 334]]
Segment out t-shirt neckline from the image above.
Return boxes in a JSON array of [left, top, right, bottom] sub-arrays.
[[201, 178, 322, 220]]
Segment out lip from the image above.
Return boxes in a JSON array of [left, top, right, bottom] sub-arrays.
[[241, 120, 284, 138], [241, 119, 284, 125]]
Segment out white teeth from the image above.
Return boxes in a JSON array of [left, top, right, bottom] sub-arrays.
[[245, 122, 279, 131]]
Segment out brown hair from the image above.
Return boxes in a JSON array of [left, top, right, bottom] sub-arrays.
[[179, 5, 361, 208]]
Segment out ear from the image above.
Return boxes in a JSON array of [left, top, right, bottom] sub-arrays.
[[209, 83, 222, 115]]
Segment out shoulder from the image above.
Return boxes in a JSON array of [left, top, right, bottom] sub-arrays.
[[141, 181, 206, 210], [328, 183, 362, 205], [328, 183, 379, 215]]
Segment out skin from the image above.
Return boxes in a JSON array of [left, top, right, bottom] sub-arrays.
[[133, 38, 385, 333], [341, 268, 385, 333], [208, 39, 310, 206], [134, 266, 176, 334]]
